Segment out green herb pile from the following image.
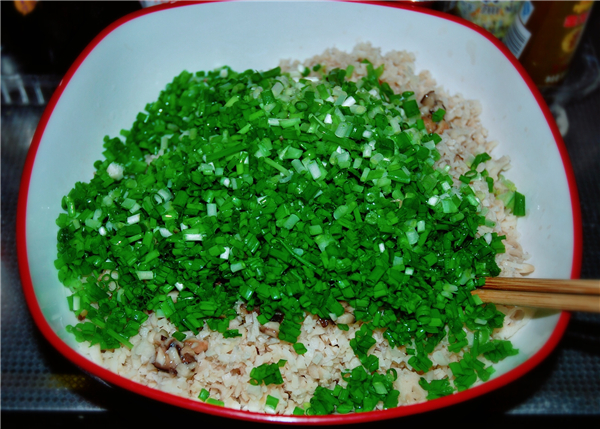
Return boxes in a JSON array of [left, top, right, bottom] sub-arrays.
[[55, 61, 522, 414]]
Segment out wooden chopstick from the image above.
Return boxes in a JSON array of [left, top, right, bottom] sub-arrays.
[[471, 278, 600, 313], [481, 277, 599, 295]]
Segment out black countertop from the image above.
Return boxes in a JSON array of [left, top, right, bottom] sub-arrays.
[[2, 2, 599, 428]]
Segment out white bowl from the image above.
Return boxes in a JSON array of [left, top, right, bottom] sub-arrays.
[[17, 0, 582, 424]]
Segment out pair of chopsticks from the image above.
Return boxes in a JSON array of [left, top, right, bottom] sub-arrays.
[[472, 278, 600, 313]]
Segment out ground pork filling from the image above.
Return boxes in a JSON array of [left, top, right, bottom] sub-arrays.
[[80, 43, 535, 415]]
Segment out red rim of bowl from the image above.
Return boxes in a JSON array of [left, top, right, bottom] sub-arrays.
[[16, 0, 581, 424]]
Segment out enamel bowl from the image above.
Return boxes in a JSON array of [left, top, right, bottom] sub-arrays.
[[17, 0, 581, 424]]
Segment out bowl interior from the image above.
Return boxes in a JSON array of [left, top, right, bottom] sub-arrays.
[[22, 0, 575, 421]]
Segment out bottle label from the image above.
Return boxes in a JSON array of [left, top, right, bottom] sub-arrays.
[[561, 2, 593, 54], [454, 1, 522, 39], [519, 1, 534, 24], [504, 2, 534, 59]]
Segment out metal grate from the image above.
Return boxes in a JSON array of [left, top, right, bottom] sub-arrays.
[[1, 74, 62, 106]]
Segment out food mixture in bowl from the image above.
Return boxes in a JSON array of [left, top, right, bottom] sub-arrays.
[[55, 44, 534, 415]]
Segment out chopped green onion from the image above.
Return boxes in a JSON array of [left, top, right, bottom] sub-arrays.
[[206, 398, 224, 407], [432, 108, 446, 122], [198, 388, 210, 401], [265, 395, 279, 411], [55, 61, 520, 414], [513, 191, 526, 216]]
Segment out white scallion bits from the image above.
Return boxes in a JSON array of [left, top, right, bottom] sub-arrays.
[[106, 162, 124, 181], [127, 214, 140, 224]]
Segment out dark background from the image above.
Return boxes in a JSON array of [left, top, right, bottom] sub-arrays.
[[2, 1, 599, 428]]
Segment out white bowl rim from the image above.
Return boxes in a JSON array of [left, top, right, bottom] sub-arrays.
[[16, 0, 583, 424]]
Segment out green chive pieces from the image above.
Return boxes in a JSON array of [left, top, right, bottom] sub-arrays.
[[56, 60, 523, 413]]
